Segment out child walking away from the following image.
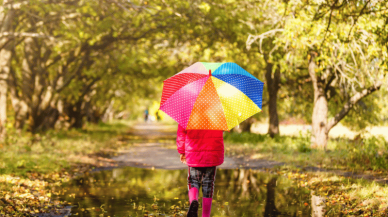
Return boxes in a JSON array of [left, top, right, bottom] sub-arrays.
[[176, 125, 224, 217]]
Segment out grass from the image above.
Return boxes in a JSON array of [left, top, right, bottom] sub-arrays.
[[224, 131, 388, 172], [1, 121, 387, 216], [0, 120, 137, 216], [281, 170, 388, 216], [0, 120, 135, 177], [224, 131, 388, 215]]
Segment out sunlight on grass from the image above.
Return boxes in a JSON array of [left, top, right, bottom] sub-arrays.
[[224, 131, 388, 172], [304, 173, 388, 215], [0, 121, 135, 177], [0, 121, 138, 215]]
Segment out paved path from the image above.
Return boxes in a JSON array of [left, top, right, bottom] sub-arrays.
[[112, 123, 284, 170], [110, 123, 388, 184]]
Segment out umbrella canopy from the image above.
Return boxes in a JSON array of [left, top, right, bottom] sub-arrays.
[[159, 62, 264, 131]]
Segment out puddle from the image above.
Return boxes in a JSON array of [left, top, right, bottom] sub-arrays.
[[53, 167, 312, 216]]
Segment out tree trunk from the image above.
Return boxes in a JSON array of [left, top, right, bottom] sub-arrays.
[[264, 177, 279, 217], [311, 193, 326, 217], [265, 60, 280, 138], [101, 100, 115, 123], [85, 101, 102, 124], [18, 37, 36, 129], [232, 117, 257, 133], [242, 117, 257, 132], [0, 0, 14, 139], [65, 96, 98, 129], [8, 37, 33, 130], [308, 52, 329, 149], [9, 93, 28, 130], [71, 101, 84, 129], [308, 51, 383, 149], [0, 50, 10, 139], [311, 94, 328, 149], [41, 107, 59, 130], [20, 36, 60, 132], [310, 84, 328, 149]]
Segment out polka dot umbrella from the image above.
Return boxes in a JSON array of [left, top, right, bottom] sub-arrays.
[[159, 62, 264, 130]]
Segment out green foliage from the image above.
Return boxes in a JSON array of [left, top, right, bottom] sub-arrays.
[[225, 132, 388, 171], [296, 132, 312, 153], [341, 91, 384, 130], [266, 0, 387, 131], [3, 0, 387, 132], [224, 131, 306, 155], [223, 131, 269, 144], [0, 120, 133, 177], [344, 135, 388, 170]]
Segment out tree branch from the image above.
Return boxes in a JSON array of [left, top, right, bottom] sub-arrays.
[[0, 32, 56, 40], [324, 69, 336, 94], [55, 55, 88, 93], [346, 0, 370, 41], [246, 29, 284, 52], [326, 81, 382, 132], [320, 0, 339, 47]]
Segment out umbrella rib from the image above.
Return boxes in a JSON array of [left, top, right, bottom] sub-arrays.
[[212, 73, 264, 110], [210, 76, 233, 131], [160, 73, 208, 107]]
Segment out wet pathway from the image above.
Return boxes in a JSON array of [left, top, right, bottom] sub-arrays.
[[112, 123, 284, 170], [112, 123, 388, 183], [53, 167, 312, 217], [45, 123, 314, 216], [41, 122, 382, 216]]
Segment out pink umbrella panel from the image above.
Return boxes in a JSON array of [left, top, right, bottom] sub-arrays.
[[159, 62, 264, 131]]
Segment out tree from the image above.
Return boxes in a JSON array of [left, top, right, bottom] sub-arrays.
[[0, 0, 14, 139], [6, 0, 181, 131], [279, 0, 387, 149], [245, 0, 296, 137]]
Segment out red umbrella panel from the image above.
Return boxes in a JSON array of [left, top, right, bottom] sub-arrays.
[[159, 62, 264, 131]]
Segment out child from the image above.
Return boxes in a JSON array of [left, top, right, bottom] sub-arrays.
[[176, 125, 224, 217]]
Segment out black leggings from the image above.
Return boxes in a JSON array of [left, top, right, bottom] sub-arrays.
[[187, 166, 216, 198]]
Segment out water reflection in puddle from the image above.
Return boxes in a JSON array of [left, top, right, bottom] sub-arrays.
[[54, 167, 311, 216]]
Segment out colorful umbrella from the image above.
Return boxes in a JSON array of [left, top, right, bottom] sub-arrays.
[[159, 62, 264, 130]]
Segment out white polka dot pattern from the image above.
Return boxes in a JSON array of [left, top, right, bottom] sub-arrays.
[[213, 74, 264, 109], [160, 73, 207, 106], [212, 77, 262, 130], [186, 77, 228, 130], [159, 77, 208, 128], [212, 62, 256, 79], [160, 62, 264, 130], [176, 62, 207, 75]]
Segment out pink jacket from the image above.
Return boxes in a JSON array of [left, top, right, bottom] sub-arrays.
[[176, 125, 224, 167]]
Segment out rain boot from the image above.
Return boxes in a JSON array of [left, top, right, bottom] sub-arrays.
[[202, 197, 212, 217], [188, 187, 198, 203], [187, 187, 199, 217]]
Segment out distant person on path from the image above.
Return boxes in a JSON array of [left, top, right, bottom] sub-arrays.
[[144, 109, 149, 122], [176, 125, 224, 217]]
